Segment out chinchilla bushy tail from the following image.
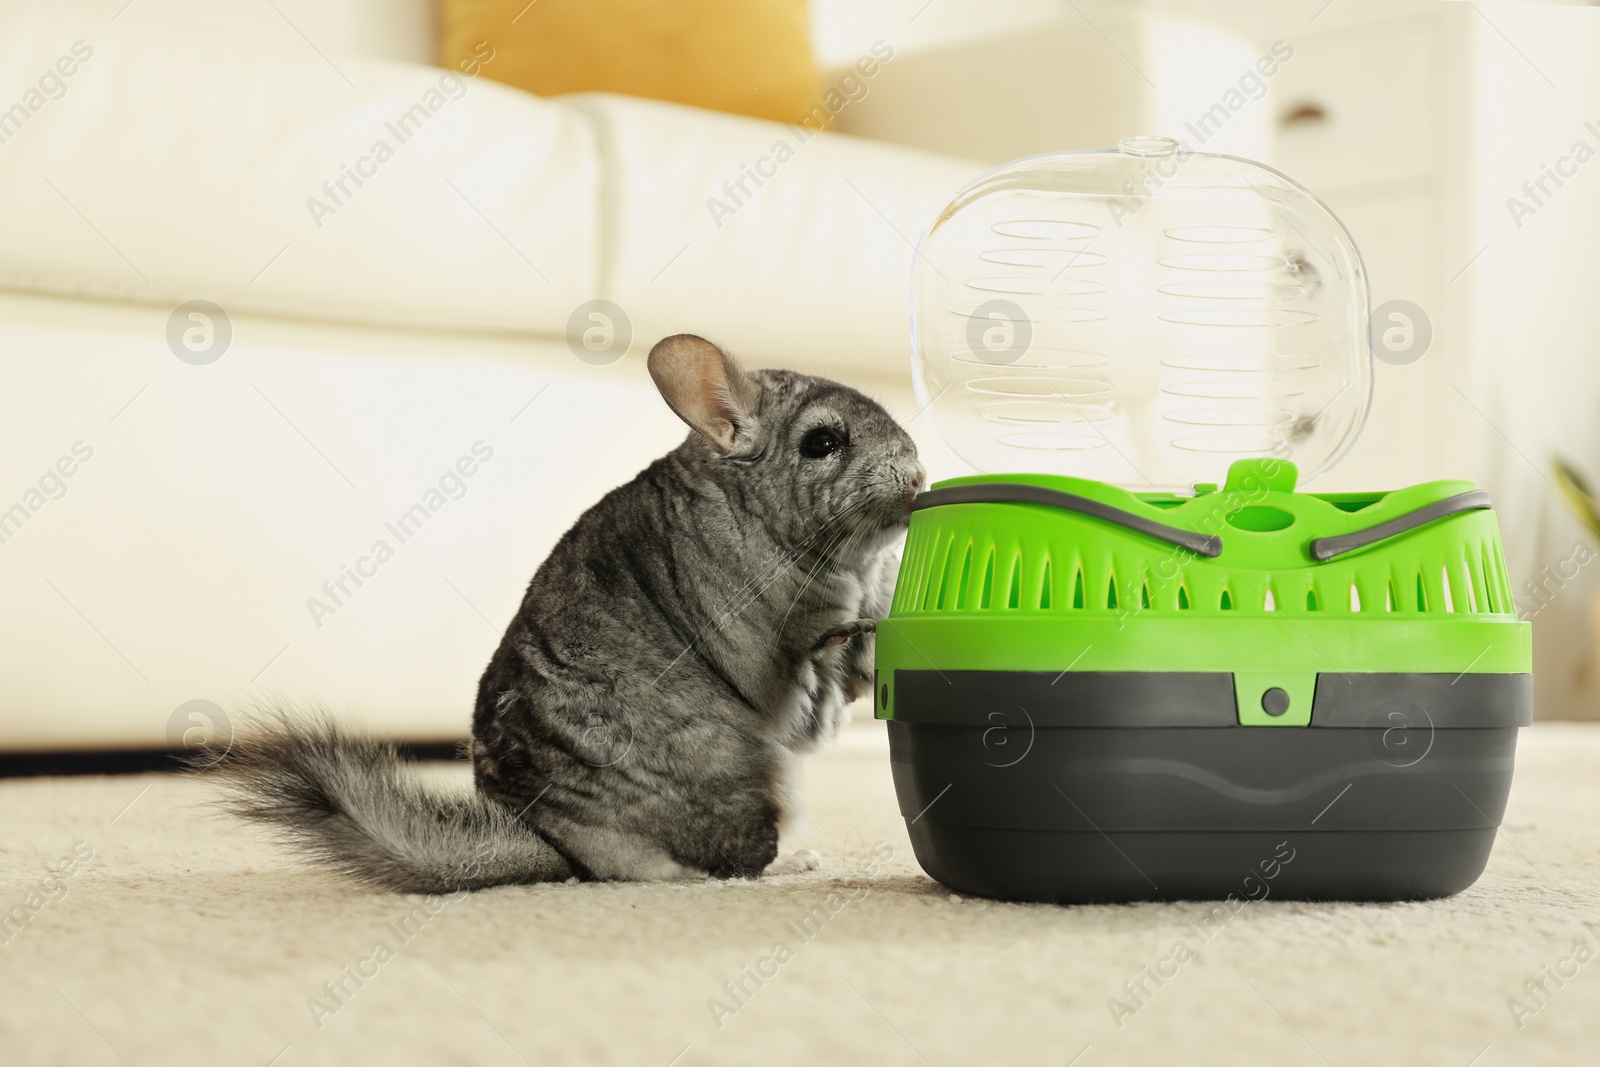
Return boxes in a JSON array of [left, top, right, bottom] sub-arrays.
[[202, 709, 572, 892]]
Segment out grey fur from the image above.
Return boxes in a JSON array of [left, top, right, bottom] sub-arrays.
[[208, 708, 573, 892], [206, 335, 924, 891]]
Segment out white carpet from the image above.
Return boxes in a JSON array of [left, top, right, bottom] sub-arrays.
[[2, 722, 1598, 1067]]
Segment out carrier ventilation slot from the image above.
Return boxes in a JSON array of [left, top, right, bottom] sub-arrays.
[[899, 512, 1515, 618], [934, 540, 957, 611], [921, 533, 952, 610]]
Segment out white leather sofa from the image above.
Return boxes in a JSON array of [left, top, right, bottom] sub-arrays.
[[1, 0, 1278, 748], [0, 0, 993, 749]]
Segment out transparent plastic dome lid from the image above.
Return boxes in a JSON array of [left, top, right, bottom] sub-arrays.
[[912, 136, 1373, 490]]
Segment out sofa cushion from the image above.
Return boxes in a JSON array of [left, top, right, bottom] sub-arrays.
[[438, 0, 820, 124], [567, 92, 985, 376], [0, 4, 986, 373], [0, 3, 601, 335]]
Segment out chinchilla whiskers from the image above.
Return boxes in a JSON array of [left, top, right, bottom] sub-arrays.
[[722, 491, 862, 597], [714, 498, 869, 631], [804, 519, 872, 614], [674, 497, 873, 665], [709, 495, 871, 624], [649, 469, 889, 687], [772, 471, 892, 534], [773, 511, 872, 640]]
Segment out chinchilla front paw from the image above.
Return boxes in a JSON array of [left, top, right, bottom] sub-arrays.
[[814, 618, 875, 650], [840, 672, 873, 704], [766, 849, 821, 875]]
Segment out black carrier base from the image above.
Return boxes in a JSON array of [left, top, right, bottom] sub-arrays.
[[885, 670, 1531, 904], [904, 823, 1497, 904]]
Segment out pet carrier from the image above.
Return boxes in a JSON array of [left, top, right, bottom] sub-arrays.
[[875, 137, 1531, 902]]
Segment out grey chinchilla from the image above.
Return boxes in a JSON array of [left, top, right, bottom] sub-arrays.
[[206, 334, 925, 891]]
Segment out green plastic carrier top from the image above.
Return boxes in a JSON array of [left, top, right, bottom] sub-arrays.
[[876, 458, 1531, 726]]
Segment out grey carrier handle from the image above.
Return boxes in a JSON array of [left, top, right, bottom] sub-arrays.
[[911, 484, 1224, 558], [1308, 490, 1493, 561]]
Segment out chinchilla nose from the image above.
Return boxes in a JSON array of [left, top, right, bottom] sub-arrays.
[[902, 462, 927, 509]]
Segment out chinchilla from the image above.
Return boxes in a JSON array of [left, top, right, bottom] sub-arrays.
[[206, 334, 925, 891]]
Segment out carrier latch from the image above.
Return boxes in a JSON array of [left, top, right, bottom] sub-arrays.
[[1234, 672, 1314, 726]]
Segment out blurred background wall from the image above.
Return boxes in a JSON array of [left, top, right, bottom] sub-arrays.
[[2, 0, 1597, 749], [826, 0, 1600, 721]]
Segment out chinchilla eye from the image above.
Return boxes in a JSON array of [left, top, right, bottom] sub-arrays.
[[800, 427, 845, 459]]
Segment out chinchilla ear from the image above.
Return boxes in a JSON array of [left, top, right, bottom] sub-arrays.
[[646, 334, 762, 452]]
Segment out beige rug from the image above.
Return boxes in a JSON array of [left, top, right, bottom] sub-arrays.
[[2, 722, 1598, 1067]]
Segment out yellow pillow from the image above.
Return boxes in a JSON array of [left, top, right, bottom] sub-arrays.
[[437, 0, 821, 125]]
